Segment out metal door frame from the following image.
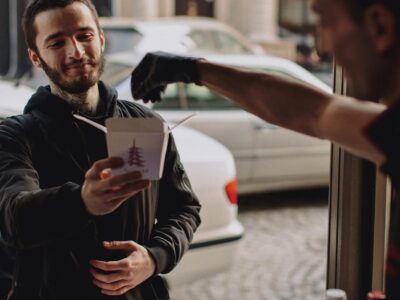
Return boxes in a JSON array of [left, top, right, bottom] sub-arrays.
[[326, 64, 390, 298]]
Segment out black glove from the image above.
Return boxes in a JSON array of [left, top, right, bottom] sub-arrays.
[[130, 51, 201, 103]]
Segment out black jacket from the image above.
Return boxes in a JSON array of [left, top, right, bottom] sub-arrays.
[[0, 82, 201, 299]]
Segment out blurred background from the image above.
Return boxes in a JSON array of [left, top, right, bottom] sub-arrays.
[[0, 1, 333, 299], [0, 0, 333, 82]]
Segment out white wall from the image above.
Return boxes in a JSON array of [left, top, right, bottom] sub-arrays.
[[158, 0, 175, 17], [280, 0, 316, 27], [215, 0, 278, 42], [112, 0, 278, 43], [113, 0, 169, 19]]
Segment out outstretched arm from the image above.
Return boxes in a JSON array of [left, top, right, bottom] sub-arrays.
[[197, 60, 386, 164], [131, 52, 387, 165]]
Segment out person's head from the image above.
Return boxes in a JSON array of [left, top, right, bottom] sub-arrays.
[[340, 0, 400, 34], [313, 0, 400, 101], [22, 0, 105, 94]]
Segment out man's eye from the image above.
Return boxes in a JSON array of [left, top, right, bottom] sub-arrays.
[[78, 33, 93, 41], [49, 41, 64, 48]]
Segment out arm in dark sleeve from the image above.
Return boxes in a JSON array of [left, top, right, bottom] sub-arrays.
[[364, 100, 400, 186], [0, 118, 92, 250], [145, 134, 201, 274]]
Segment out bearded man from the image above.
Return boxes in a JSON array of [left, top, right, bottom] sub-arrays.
[[0, 1, 201, 299]]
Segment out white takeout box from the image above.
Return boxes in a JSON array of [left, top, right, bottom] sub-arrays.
[[105, 118, 169, 180], [73, 113, 196, 180]]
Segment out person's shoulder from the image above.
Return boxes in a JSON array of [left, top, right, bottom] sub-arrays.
[[0, 113, 36, 131], [116, 99, 164, 120], [0, 113, 38, 147]]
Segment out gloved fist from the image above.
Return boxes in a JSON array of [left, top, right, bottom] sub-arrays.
[[130, 51, 201, 103]]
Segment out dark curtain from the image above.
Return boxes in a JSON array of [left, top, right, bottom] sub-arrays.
[[0, 0, 10, 76]]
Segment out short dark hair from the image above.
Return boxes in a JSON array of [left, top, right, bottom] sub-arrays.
[[343, 0, 400, 37], [22, 0, 101, 52]]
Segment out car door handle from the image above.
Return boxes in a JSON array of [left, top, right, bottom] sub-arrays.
[[253, 122, 277, 130]]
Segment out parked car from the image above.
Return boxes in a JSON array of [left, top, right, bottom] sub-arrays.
[[100, 16, 264, 55], [0, 78, 244, 287], [104, 52, 333, 194]]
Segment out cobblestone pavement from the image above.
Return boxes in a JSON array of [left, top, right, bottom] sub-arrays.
[[171, 188, 329, 300]]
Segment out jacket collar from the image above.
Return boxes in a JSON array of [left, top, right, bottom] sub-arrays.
[[22, 81, 119, 171], [23, 81, 119, 119]]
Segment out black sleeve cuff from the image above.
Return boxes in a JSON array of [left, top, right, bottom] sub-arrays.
[[364, 101, 400, 185], [145, 244, 170, 275]]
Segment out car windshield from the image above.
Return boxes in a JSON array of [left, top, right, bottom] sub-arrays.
[[102, 28, 143, 54], [188, 30, 251, 54], [101, 62, 134, 87], [153, 64, 324, 111]]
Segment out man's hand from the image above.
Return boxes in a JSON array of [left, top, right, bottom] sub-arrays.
[[131, 51, 201, 103], [89, 241, 156, 296], [81, 157, 150, 215]]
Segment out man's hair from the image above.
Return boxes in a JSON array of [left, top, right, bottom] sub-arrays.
[[22, 0, 101, 52], [343, 0, 400, 37]]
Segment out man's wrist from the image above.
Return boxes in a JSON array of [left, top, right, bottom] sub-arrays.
[[144, 246, 159, 277], [194, 58, 207, 85], [146, 248, 157, 276], [144, 244, 170, 275], [175, 55, 202, 85]]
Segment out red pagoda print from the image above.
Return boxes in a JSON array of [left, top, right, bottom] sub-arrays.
[[127, 139, 145, 167]]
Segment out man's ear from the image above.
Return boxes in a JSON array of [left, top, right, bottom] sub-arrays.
[[28, 48, 42, 68], [364, 4, 397, 53], [100, 30, 105, 52]]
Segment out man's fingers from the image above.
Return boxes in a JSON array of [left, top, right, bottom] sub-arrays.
[[92, 278, 130, 292], [142, 86, 166, 103], [90, 258, 130, 272], [90, 268, 131, 283], [106, 180, 151, 200], [106, 171, 142, 187], [131, 53, 168, 100], [86, 157, 124, 179], [133, 80, 158, 101], [100, 169, 112, 180], [100, 285, 133, 296], [131, 53, 155, 99], [103, 240, 138, 251]]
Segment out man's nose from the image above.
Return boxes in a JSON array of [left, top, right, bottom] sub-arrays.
[[314, 26, 333, 59], [67, 39, 85, 59]]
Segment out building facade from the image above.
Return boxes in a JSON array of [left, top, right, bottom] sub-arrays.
[[109, 0, 279, 43]]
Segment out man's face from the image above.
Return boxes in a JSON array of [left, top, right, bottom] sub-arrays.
[[313, 0, 387, 100], [29, 2, 105, 94]]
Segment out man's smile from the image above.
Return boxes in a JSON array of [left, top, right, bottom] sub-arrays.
[[65, 61, 95, 73]]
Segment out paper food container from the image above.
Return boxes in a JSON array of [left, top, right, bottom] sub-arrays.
[[105, 118, 169, 180], [73, 113, 196, 181]]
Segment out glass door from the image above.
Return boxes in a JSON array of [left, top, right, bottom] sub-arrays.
[[326, 64, 390, 298]]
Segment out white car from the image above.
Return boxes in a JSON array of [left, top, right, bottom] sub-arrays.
[[0, 78, 244, 287], [105, 52, 332, 194], [100, 16, 264, 55]]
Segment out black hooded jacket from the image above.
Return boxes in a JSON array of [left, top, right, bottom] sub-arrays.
[[0, 82, 201, 299]]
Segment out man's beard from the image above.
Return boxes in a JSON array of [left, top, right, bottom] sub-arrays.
[[39, 53, 105, 94]]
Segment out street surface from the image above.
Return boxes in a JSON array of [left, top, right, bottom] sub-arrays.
[[171, 188, 329, 300]]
